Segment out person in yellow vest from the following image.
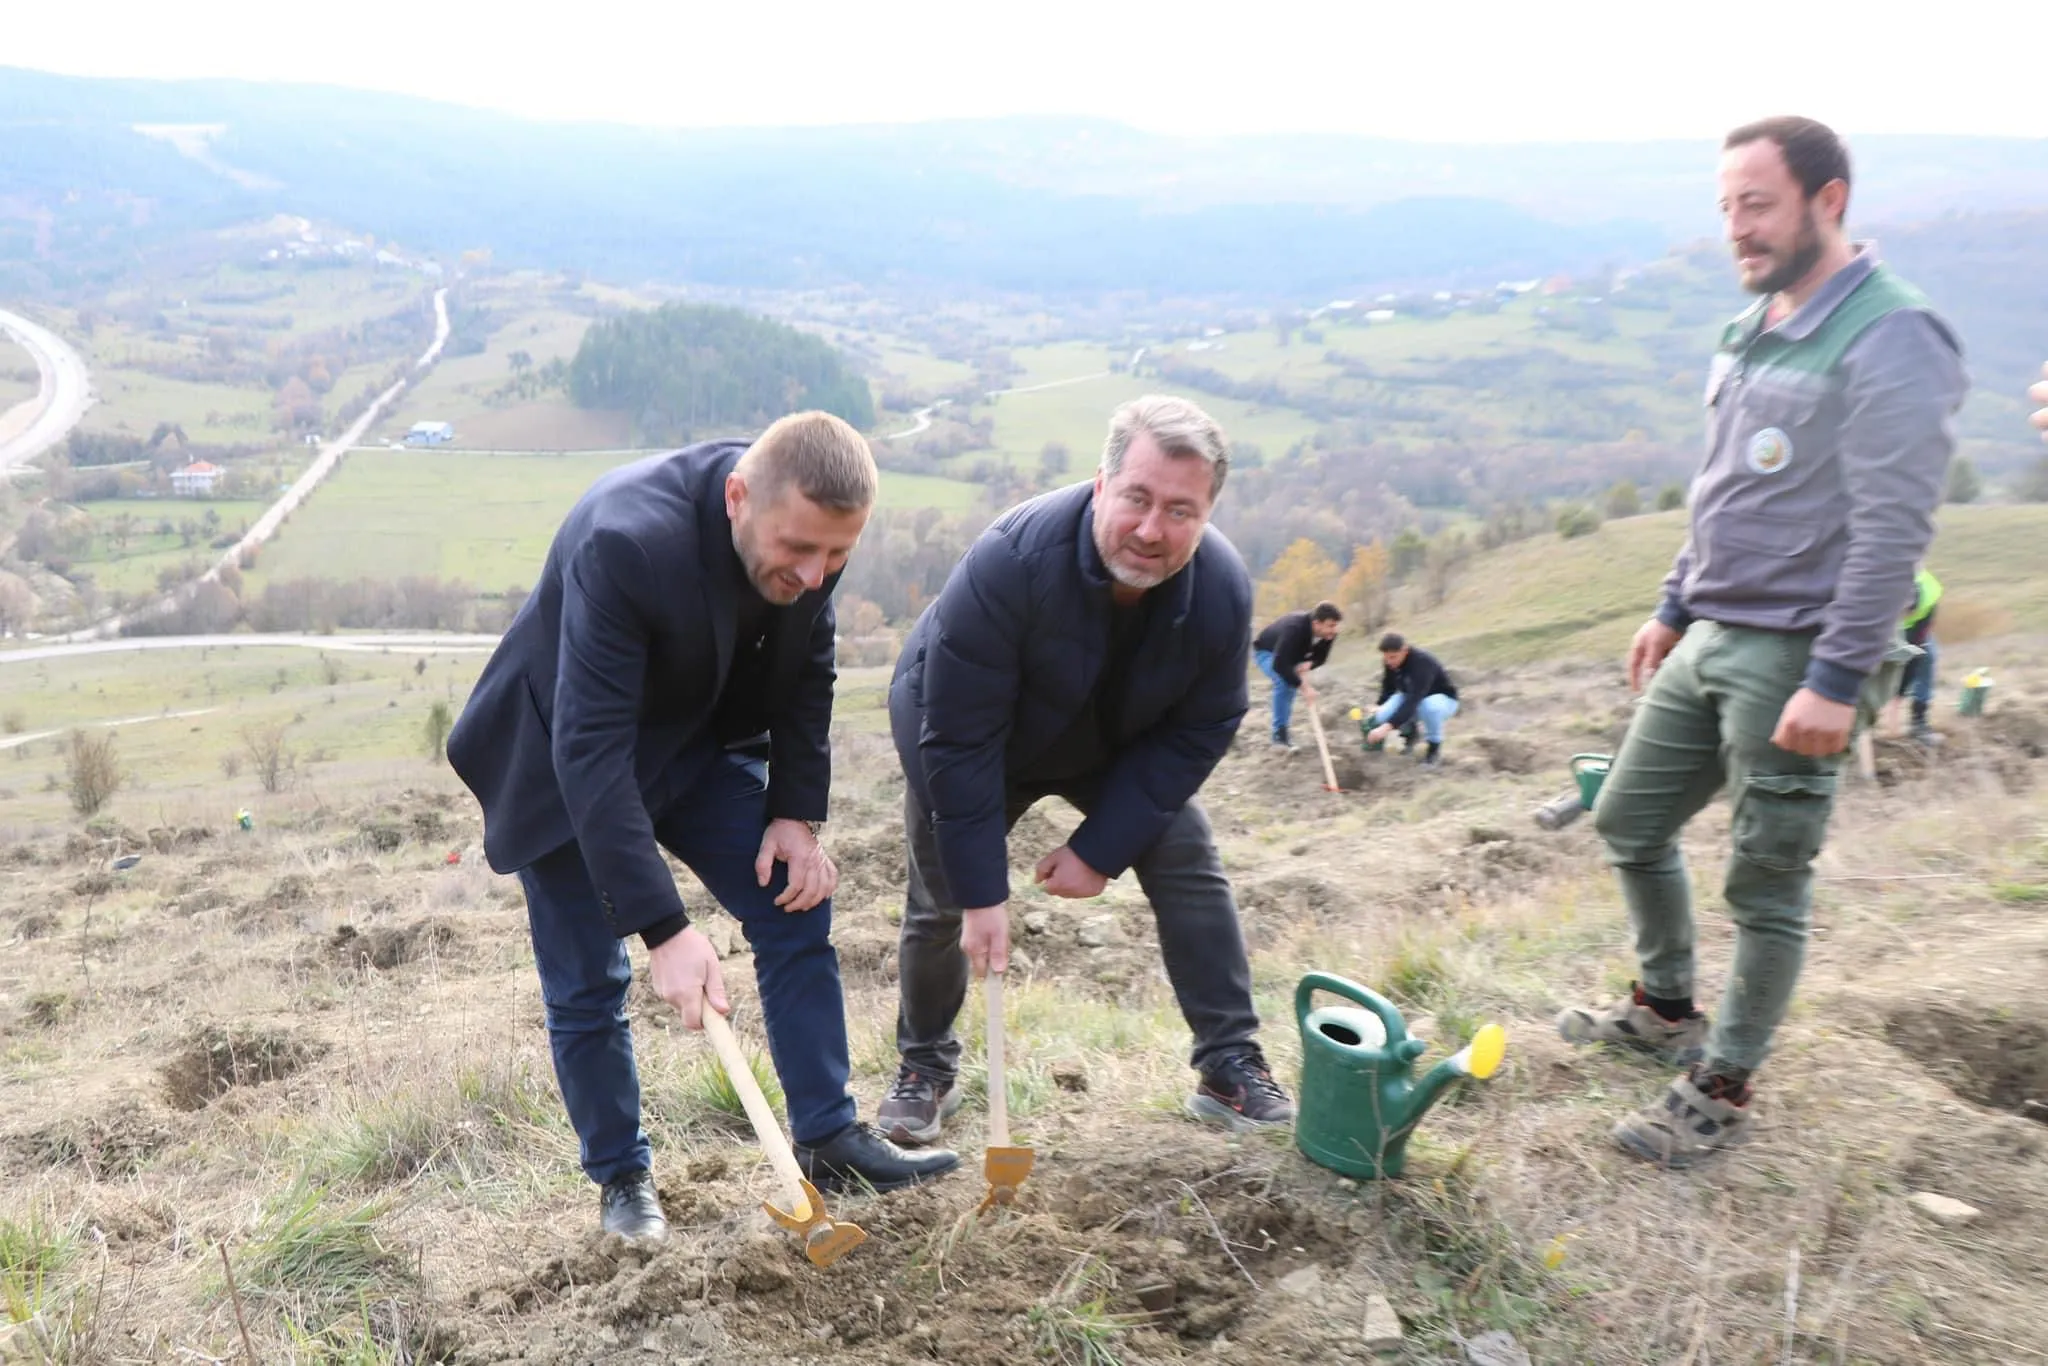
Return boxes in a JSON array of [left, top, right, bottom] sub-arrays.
[[1897, 567, 1941, 744]]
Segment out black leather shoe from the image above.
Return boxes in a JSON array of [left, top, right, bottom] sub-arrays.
[[794, 1123, 960, 1193], [599, 1170, 668, 1242]]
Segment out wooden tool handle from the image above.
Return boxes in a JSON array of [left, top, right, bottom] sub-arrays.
[[986, 972, 1009, 1148], [702, 1003, 810, 1219], [1307, 704, 1340, 790]]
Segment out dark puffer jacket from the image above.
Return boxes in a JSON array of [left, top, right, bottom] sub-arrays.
[[889, 481, 1252, 908]]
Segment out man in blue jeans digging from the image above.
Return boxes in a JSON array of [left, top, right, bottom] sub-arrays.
[[1363, 633, 1460, 767], [1252, 601, 1342, 748], [448, 413, 957, 1243], [1556, 116, 1966, 1168]]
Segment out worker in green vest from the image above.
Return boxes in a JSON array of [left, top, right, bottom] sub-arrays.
[[1557, 116, 1968, 1169], [1897, 567, 1941, 743]]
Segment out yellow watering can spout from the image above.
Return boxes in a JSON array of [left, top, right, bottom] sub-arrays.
[[1454, 1023, 1508, 1080]]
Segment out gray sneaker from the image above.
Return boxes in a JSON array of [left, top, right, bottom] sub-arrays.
[[877, 1067, 964, 1147], [1613, 1068, 1752, 1168], [1557, 983, 1709, 1065]]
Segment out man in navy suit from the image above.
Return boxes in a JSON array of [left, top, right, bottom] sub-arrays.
[[449, 411, 958, 1242]]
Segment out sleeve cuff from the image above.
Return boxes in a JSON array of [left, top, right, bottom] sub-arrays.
[[1065, 823, 1132, 884], [1802, 657, 1867, 707], [639, 913, 689, 950], [1654, 597, 1694, 633]]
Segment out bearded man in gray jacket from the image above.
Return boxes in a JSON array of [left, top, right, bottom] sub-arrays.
[[1557, 116, 1968, 1167]]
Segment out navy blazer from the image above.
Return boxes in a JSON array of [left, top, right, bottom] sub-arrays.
[[889, 481, 1252, 909], [447, 441, 839, 939]]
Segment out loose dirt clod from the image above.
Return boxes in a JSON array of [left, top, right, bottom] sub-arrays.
[[330, 917, 459, 970]]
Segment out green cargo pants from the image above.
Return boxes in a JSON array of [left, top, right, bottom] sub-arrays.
[[1591, 622, 1901, 1074]]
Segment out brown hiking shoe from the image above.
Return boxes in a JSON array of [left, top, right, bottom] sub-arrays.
[[1613, 1068, 1752, 1168], [1556, 983, 1708, 1065]]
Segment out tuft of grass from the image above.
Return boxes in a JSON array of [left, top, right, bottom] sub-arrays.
[[281, 1298, 426, 1366], [1376, 1156, 1569, 1348], [2, 1210, 103, 1365], [304, 1059, 566, 1191], [957, 1055, 1055, 1121], [1991, 882, 2048, 904], [0, 1209, 77, 1286], [1382, 935, 1453, 1007], [644, 1045, 783, 1134], [231, 1180, 410, 1318], [1026, 1255, 1149, 1366]]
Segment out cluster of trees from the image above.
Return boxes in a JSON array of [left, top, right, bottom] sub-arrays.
[[120, 571, 503, 638], [491, 349, 571, 404], [1206, 437, 1691, 576], [568, 303, 875, 443]]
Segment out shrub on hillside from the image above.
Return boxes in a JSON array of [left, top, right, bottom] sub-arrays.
[[64, 729, 122, 818], [1555, 503, 1604, 539]]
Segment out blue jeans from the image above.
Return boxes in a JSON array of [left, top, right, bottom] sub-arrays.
[[1372, 692, 1460, 743], [1898, 637, 1937, 705], [1253, 649, 1296, 738], [515, 742, 856, 1186]]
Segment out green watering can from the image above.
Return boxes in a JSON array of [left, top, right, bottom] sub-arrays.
[[1294, 973, 1508, 1180], [1569, 753, 1612, 809]]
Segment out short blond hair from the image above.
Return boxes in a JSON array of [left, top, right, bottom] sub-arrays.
[[1101, 395, 1229, 501], [735, 411, 878, 513]]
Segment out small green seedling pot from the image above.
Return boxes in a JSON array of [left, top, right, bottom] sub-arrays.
[[1293, 972, 1507, 1180], [1569, 753, 1612, 810], [1957, 669, 1993, 718]]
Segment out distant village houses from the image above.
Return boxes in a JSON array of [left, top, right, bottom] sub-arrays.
[[170, 461, 222, 497], [406, 421, 456, 446]]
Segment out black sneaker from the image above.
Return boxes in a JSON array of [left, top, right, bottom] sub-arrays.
[[1399, 725, 1419, 755], [1272, 725, 1292, 749], [876, 1067, 964, 1147], [1421, 741, 1443, 768], [1188, 1048, 1295, 1132], [598, 1169, 667, 1242]]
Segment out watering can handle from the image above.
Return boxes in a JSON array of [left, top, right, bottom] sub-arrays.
[[1568, 753, 1611, 776], [1294, 972, 1409, 1046]]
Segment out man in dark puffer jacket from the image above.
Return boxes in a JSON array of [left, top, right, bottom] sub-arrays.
[[880, 395, 1294, 1144]]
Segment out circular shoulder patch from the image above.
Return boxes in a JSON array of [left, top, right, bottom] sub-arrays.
[[1746, 426, 1793, 474]]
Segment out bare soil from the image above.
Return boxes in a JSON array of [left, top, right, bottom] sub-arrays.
[[5, 648, 2048, 1364]]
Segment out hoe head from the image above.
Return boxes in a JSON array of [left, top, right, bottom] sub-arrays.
[[979, 1144, 1037, 1213], [764, 1178, 868, 1267]]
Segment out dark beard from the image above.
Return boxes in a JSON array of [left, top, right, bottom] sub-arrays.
[[1746, 211, 1824, 296]]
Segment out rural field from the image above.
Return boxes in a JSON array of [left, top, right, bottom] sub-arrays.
[[3, 515, 2045, 1365], [243, 452, 983, 592]]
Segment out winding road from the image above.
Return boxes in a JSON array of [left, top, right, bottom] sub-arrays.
[[0, 631, 499, 666], [0, 307, 92, 473]]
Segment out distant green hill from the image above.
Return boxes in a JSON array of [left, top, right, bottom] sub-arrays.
[[1400, 504, 2048, 669]]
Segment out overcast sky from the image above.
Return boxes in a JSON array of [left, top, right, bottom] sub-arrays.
[[10, 0, 2045, 142]]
